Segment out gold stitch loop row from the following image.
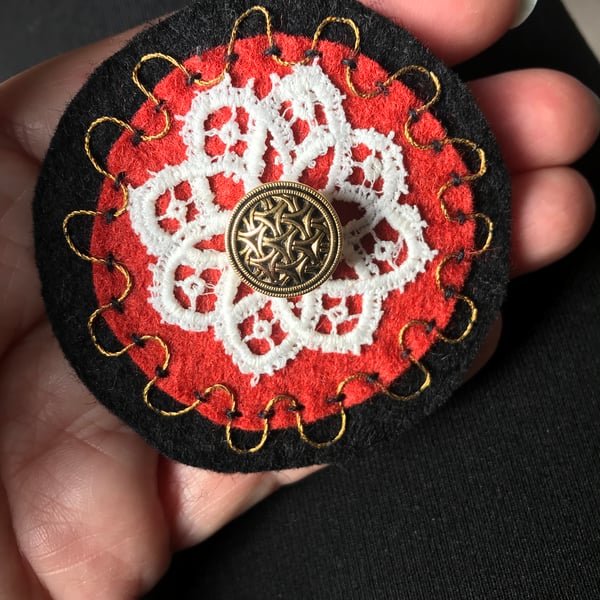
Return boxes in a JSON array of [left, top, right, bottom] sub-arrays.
[[214, 385, 347, 454], [62, 5, 493, 455]]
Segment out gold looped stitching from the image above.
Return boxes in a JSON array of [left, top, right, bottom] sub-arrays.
[[143, 369, 203, 417], [437, 158, 492, 255], [62, 5, 494, 455], [312, 16, 361, 54], [133, 53, 188, 100], [311, 16, 361, 67], [435, 293, 477, 344], [468, 213, 494, 255], [85, 117, 134, 183], [348, 64, 441, 102], [297, 406, 347, 449], [63, 210, 104, 262], [87, 262, 133, 356], [218, 386, 347, 454], [229, 6, 279, 66]]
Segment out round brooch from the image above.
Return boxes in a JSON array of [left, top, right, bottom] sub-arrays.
[[34, 0, 510, 472]]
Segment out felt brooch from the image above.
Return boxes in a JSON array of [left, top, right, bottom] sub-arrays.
[[34, 0, 510, 472]]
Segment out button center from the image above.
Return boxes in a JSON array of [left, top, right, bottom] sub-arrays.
[[225, 181, 342, 297]]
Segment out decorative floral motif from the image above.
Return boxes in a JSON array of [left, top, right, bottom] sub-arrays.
[[128, 62, 437, 381]]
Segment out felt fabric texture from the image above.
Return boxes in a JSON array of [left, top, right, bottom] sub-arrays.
[[33, 0, 510, 472]]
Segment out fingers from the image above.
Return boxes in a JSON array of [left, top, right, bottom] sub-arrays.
[[0, 27, 144, 163], [466, 172, 595, 376], [470, 69, 600, 173], [0, 323, 172, 600], [159, 460, 321, 550], [0, 146, 45, 357], [359, 0, 519, 64], [0, 483, 47, 600], [0, 0, 519, 163], [466, 315, 503, 379], [510, 167, 596, 276], [470, 69, 598, 278]]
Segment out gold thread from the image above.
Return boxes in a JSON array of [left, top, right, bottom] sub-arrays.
[[63, 210, 104, 262], [143, 375, 203, 417], [132, 52, 189, 101], [312, 16, 361, 55], [310, 16, 361, 71], [297, 404, 347, 449], [435, 294, 477, 344], [87, 266, 132, 356], [85, 117, 134, 180], [62, 5, 495, 455], [217, 385, 347, 453], [467, 213, 494, 255], [229, 6, 278, 66], [336, 372, 373, 393]]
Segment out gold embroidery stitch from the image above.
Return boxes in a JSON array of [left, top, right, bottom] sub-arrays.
[[62, 5, 495, 454], [218, 386, 347, 453]]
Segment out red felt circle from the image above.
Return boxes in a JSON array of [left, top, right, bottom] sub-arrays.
[[90, 35, 475, 431]]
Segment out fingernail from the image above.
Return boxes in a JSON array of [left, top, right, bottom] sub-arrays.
[[511, 0, 539, 28]]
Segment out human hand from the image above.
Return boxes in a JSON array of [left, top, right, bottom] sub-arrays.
[[0, 0, 598, 597]]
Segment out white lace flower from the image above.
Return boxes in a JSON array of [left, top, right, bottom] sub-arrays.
[[128, 62, 437, 382]]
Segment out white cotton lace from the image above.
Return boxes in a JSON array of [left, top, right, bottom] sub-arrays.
[[127, 62, 437, 382]]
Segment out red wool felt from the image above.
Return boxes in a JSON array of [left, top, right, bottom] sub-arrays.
[[90, 35, 475, 432]]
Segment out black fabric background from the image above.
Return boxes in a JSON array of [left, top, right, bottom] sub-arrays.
[[3, 0, 600, 597]]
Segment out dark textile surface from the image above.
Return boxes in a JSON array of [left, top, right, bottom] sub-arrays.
[[2, 0, 599, 597]]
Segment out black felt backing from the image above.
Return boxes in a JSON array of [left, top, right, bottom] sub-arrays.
[[33, 0, 510, 472]]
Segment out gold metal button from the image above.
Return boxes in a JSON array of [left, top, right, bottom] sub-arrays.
[[225, 181, 343, 297]]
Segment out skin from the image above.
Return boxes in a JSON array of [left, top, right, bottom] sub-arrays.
[[0, 0, 598, 597]]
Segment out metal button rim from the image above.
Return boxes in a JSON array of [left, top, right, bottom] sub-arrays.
[[225, 181, 343, 298]]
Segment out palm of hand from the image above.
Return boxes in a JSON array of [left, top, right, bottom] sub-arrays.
[[0, 2, 598, 598]]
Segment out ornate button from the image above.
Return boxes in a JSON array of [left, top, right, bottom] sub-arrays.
[[225, 181, 343, 297]]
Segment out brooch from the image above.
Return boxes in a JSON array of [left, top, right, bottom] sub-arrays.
[[34, 0, 510, 472]]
